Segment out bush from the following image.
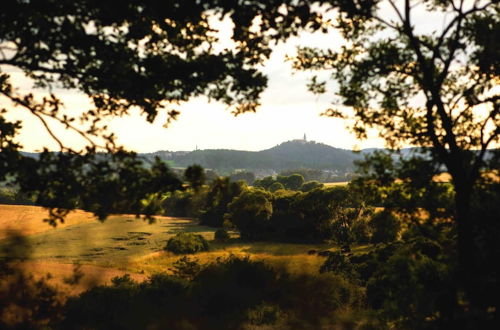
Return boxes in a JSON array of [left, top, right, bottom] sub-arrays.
[[57, 255, 377, 329], [214, 229, 230, 242], [164, 232, 209, 254]]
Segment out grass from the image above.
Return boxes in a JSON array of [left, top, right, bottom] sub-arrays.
[[0, 210, 216, 268], [130, 240, 334, 275], [0, 204, 368, 292], [324, 182, 349, 186], [0, 204, 95, 239]]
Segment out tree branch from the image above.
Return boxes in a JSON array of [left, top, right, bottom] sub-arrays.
[[0, 89, 103, 152], [2, 92, 66, 151]]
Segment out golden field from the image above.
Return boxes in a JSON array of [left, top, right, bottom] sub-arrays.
[[0, 204, 350, 295]]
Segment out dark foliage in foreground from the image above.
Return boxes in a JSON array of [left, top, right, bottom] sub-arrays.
[[59, 256, 372, 330]]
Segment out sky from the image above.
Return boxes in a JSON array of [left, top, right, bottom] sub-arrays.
[[0, 2, 458, 153], [3, 30, 380, 153]]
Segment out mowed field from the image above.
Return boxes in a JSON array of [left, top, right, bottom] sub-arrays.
[[0, 204, 351, 294]]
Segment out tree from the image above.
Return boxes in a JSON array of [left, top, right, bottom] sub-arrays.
[[370, 210, 401, 244], [292, 186, 353, 242], [184, 164, 206, 192], [268, 181, 285, 193], [291, 0, 499, 318], [253, 176, 277, 190], [226, 189, 273, 240], [300, 180, 324, 192], [199, 177, 246, 227], [0, 0, 324, 222], [278, 174, 305, 190]]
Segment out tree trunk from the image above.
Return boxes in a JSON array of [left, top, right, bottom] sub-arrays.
[[453, 178, 487, 326]]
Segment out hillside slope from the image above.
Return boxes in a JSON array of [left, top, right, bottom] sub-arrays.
[[144, 140, 363, 173]]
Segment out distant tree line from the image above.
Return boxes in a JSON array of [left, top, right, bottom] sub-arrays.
[[162, 164, 407, 247]]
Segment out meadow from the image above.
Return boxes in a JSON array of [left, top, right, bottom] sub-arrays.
[[0, 204, 361, 294]]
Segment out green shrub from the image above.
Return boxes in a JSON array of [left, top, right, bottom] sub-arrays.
[[165, 232, 209, 254], [214, 229, 230, 242]]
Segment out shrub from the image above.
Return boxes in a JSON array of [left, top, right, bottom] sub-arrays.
[[214, 229, 230, 242], [165, 232, 209, 254], [170, 256, 202, 280]]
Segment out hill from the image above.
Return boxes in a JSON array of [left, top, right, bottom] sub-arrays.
[[142, 140, 364, 174]]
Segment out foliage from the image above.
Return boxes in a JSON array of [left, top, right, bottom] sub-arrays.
[[464, 178, 500, 322], [254, 173, 309, 192], [370, 210, 401, 244], [0, 0, 328, 222], [61, 273, 190, 330], [268, 181, 285, 193], [321, 237, 461, 329], [292, 1, 499, 319], [253, 176, 276, 190], [293, 185, 367, 243], [0, 187, 35, 205], [323, 147, 497, 328], [164, 232, 209, 254], [161, 190, 194, 217], [277, 173, 305, 190], [199, 177, 246, 227], [266, 189, 304, 241], [184, 164, 205, 192], [170, 256, 202, 281], [57, 255, 375, 329], [214, 228, 230, 243], [225, 185, 373, 244], [225, 189, 273, 240], [300, 180, 324, 192], [365, 239, 457, 329]]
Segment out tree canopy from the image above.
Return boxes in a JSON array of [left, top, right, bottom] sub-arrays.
[[0, 0, 323, 222], [290, 0, 498, 321]]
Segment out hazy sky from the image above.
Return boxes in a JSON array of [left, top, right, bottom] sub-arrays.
[[1, 3, 454, 153]]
